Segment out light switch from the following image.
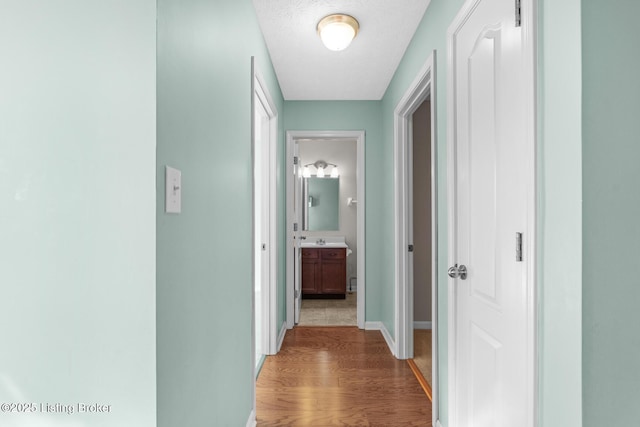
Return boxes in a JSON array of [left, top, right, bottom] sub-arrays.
[[165, 166, 181, 213]]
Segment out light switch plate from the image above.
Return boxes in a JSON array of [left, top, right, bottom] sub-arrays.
[[165, 166, 181, 213]]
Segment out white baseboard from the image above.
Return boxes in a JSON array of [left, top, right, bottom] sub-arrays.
[[255, 355, 266, 377], [277, 321, 287, 352], [245, 409, 256, 427], [435, 420, 443, 427], [365, 321, 382, 331], [365, 321, 396, 357], [414, 321, 432, 330]]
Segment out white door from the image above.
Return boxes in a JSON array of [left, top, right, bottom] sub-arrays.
[[253, 60, 279, 359], [293, 142, 303, 324], [448, 0, 533, 425], [254, 99, 270, 365]]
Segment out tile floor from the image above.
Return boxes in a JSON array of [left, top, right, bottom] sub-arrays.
[[298, 292, 357, 326]]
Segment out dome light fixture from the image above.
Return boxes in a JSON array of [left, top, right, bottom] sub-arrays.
[[317, 14, 359, 51]]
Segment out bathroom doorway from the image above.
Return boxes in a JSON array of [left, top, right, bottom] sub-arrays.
[[286, 131, 365, 330], [298, 138, 356, 326]]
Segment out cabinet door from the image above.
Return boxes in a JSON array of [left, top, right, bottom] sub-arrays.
[[301, 249, 320, 294], [320, 249, 346, 294]]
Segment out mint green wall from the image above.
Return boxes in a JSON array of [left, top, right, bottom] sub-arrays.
[[538, 1, 583, 425], [0, 1, 157, 426], [156, 1, 283, 425], [582, 1, 640, 425], [284, 101, 384, 322], [381, 0, 465, 423]]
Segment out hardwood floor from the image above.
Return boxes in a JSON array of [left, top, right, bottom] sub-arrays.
[[256, 327, 432, 426]]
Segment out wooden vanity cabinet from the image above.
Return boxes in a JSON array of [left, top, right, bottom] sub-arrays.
[[301, 247, 346, 297]]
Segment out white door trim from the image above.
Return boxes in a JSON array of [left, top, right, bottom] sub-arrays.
[[286, 130, 366, 329], [393, 51, 439, 425], [446, 0, 537, 425]]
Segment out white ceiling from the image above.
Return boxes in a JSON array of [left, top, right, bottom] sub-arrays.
[[252, 0, 432, 101]]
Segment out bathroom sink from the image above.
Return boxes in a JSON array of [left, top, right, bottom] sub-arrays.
[[299, 236, 348, 249], [300, 242, 348, 248]]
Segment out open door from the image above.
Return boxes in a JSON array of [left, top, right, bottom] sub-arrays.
[[447, 0, 536, 425], [252, 57, 278, 358]]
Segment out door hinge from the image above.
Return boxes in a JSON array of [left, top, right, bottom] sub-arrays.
[[293, 156, 299, 165], [408, 244, 414, 252], [293, 222, 298, 232], [516, 232, 523, 262], [515, 0, 521, 27]]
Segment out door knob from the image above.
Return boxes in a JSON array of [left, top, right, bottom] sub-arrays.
[[447, 264, 467, 280]]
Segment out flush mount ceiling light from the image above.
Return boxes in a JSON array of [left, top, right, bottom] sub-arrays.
[[317, 14, 359, 51]]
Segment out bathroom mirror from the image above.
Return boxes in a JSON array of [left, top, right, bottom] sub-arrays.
[[303, 177, 339, 231]]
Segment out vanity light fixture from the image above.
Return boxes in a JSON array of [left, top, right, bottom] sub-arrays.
[[302, 160, 339, 178], [317, 14, 359, 51]]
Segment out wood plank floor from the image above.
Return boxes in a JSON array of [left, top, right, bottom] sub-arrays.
[[256, 327, 432, 426]]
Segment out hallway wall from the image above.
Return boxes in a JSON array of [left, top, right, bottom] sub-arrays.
[[582, 1, 640, 425], [538, 1, 584, 426], [0, 1, 157, 425], [156, 1, 283, 425]]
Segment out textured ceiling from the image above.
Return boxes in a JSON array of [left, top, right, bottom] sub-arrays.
[[252, 0, 431, 101]]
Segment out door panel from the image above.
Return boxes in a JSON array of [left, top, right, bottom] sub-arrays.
[[470, 323, 502, 424], [468, 28, 500, 307], [320, 260, 346, 294], [301, 250, 319, 295]]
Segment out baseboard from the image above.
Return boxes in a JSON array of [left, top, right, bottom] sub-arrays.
[[364, 321, 382, 332], [365, 321, 396, 357], [414, 321, 433, 330], [245, 409, 256, 427], [277, 321, 287, 352], [436, 420, 443, 427], [255, 355, 266, 378]]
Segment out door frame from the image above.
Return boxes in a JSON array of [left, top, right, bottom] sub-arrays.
[[286, 130, 366, 329], [393, 51, 439, 424], [446, 0, 537, 425]]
